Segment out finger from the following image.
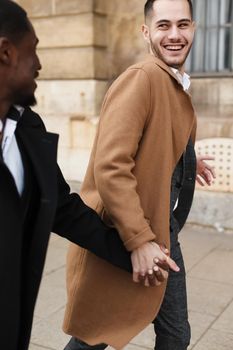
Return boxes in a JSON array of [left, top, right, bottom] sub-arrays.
[[144, 277, 150, 287], [147, 269, 157, 287], [198, 156, 215, 161], [201, 172, 211, 185], [205, 166, 216, 179], [206, 171, 213, 185], [196, 175, 205, 186], [138, 273, 146, 283], [203, 170, 214, 185], [155, 259, 170, 271], [133, 270, 140, 283], [153, 257, 169, 271], [153, 266, 166, 282], [165, 256, 180, 272], [154, 255, 179, 272]]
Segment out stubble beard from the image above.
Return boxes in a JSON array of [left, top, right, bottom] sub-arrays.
[[149, 36, 191, 70], [12, 90, 37, 108]]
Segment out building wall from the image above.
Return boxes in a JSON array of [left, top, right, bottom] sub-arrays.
[[191, 78, 233, 140], [15, 0, 233, 180], [16, 0, 109, 180]]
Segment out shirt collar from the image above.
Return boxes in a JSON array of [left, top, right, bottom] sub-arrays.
[[13, 105, 24, 117], [0, 119, 3, 132], [170, 68, 191, 91], [0, 105, 24, 132]]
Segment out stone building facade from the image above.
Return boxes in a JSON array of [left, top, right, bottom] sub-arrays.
[[15, 0, 233, 181]]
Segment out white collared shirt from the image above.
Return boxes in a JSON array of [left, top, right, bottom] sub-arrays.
[[170, 68, 191, 91], [170, 68, 191, 211], [1, 105, 24, 196]]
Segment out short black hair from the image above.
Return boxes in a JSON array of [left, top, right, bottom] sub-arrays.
[[0, 0, 31, 43], [144, 0, 193, 20]]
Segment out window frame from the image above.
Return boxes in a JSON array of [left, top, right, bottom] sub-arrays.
[[188, 0, 233, 76]]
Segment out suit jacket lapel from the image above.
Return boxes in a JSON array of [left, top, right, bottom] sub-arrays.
[[16, 107, 59, 203]]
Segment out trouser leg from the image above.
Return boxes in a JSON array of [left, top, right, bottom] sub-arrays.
[[64, 337, 107, 350], [153, 238, 190, 350]]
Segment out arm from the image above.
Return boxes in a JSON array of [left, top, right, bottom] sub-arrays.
[[53, 167, 179, 284], [53, 165, 132, 273], [94, 68, 155, 251]]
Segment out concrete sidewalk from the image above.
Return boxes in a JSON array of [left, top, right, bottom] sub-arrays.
[[29, 224, 233, 350]]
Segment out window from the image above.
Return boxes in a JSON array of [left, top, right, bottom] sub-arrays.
[[187, 0, 233, 74]]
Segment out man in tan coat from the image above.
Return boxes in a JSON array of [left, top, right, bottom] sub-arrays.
[[63, 1, 215, 349]]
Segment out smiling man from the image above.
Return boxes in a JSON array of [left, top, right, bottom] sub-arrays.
[[63, 1, 215, 350]]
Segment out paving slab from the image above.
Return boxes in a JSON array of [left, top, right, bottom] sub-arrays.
[[188, 244, 233, 285], [127, 325, 155, 349], [192, 329, 233, 350], [211, 299, 233, 335], [29, 345, 52, 350], [187, 276, 233, 317], [34, 267, 67, 319], [179, 225, 222, 272], [123, 345, 149, 350], [31, 307, 70, 349], [188, 311, 215, 348]]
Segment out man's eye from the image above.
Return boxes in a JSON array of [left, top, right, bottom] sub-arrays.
[[158, 24, 168, 29], [179, 23, 189, 28]]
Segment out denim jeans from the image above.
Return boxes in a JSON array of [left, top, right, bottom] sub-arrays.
[[153, 225, 190, 350]]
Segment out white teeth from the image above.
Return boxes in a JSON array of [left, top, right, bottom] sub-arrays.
[[165, 46, 183, 50]]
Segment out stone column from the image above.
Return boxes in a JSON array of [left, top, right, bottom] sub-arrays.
[[16, 0, 108, 180]]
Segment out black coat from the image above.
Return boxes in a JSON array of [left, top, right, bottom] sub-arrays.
[[0, 107, 131, 350]]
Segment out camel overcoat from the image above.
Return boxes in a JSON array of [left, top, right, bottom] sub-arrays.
[[63, 55, 197, 349]]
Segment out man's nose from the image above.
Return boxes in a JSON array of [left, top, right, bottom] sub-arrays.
[[167, 25, 181, 40]]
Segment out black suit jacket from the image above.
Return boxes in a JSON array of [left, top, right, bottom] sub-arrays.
[[0, 107, 131, 350]]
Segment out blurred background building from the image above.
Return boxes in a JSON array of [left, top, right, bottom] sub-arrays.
[[15, 0, 233, 230]]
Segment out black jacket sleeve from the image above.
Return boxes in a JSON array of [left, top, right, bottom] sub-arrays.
[[52, 166, 132, 273]]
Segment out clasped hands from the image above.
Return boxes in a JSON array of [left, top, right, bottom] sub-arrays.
[[131, 241, 180, 287]]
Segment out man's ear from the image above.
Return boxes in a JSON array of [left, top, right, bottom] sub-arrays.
[[142, 24, 151, 44], [0, 37, 15, 65]]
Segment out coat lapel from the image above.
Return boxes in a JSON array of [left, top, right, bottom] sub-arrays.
[[144, 54, 182, 85], [16, 107, 59, 202]]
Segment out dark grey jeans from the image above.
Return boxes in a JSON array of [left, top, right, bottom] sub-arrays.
[[153, 234, 190, 350]]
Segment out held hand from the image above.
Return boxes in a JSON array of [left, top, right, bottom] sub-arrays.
[[131, 241, 180, 287], [196, 155, 216, 186]]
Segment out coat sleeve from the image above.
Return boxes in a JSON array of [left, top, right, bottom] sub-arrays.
[[52, 166, 132, 273], [94, 67, 156, 251]]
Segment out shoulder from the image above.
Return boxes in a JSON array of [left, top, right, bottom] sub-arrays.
[[20, 107, 46, 130], [127, 56, 166, 79], [110, 55, 167, 91]]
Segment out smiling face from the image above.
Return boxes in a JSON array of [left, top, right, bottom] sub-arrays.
[[142, 0, 195, 71]]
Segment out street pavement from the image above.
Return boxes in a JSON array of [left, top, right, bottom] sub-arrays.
[[29, 223, 233, 350]]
